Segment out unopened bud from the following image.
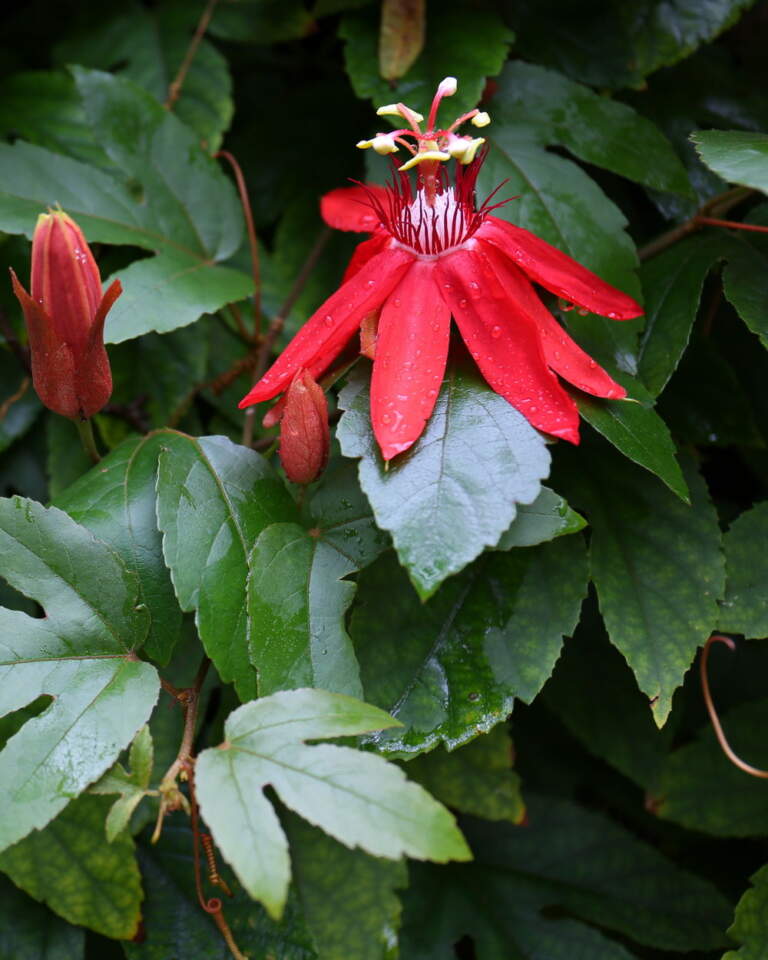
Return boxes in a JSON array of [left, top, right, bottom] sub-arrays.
[[279, 370, 330, 485], [10, 210, 121, 419]]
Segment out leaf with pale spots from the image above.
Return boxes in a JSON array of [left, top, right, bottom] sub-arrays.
[[0, 497, 159, 854]]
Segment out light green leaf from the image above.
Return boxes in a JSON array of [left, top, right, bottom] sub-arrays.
[[249, 461, 388, 697], [724, 863, 768, 959], [693, 130, 768, 194], [337, 364, 551, 599], [0, 497, 159, 852], [0, 795, 142, 939], [559, 443, 724, 724], [495, 486, 586, 550], [156, 433, 296, 700], [0, 873, 84, 960], [54, 433, 183, 665], [720, 502, 768, 638], [195, 688, 470, 920], [406, 726, 526, 823], [340, 6, 512, 121], [91, 725, 154, 842], [351, 536, 588, 756]]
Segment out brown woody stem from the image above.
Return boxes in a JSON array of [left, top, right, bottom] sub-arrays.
[[165, 0, 220, 111]]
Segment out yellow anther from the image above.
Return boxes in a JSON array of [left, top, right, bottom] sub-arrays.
[[377, 104, 425, 123], [357, 134, 399, 155], [446, 136, 485, 163], [398, 150, 451, 171], [472, 112, 491, 128], [460, 137, 485, 163]]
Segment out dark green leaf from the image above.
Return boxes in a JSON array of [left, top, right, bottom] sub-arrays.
[[406, 726, 525, 823], [0, 874, 84, 960], [286, 813, 407, 960], [655, 699, 768, 836], [0, 358, 39, 456], [337, 364, 551, 599], [693, 129, 768, 194], [721, 501, 768, 638], [495, 486, 585, 550], [0, 795, 142, 939], [722, 240, 768, 349], [351, 535, 588, 756], [210, 0, 315, 44], [249, 460, 387, 697], [558, 444, 724, 724], [340, 5, 512, 121], [724, 863, 768, 959], [576, 374, 689, 501], [195, 688, 470, 918], [155, 433, 296, 699], [45, 417, 91, 500], [0, 497, 158, 852], [55, 433, 183, 665]]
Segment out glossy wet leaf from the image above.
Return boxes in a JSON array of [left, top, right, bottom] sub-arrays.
[[724, 863, 768, 960], [249, 460, 388, 697], [0, 497, 159, 853], [340, 6, 512, 121], [351, 536, 588, 756], [576, 375, 689, 501], [0, 873, 84, 960], [495, 485, 586, 550], [655, 699, 768, 836], [406, 726, 525, 823], [286, 813, 407, 960], [195, 688, 470, 919], [337, 365, 551, 599], [155, 433, 296, 700], [0, 795, 142, 939], [720, 502, 768, 638], [55, 433, 183, 665], [559, 443, 723, 724], [400, 794, 732, 957], [722, 240, 768, 349], [693, 130, 768, 194]]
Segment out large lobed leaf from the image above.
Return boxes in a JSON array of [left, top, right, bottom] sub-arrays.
[[0, 497, 159, 853], [195, 688, 470, 920]]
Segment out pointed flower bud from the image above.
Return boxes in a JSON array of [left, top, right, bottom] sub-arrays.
[[10, 210, 121, 419], [279, 370, 330, 485]]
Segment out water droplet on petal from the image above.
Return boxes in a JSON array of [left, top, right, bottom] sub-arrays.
[[469, 281, 480, 290], [577, 307, 589, 316], [324, 314, 333, 326], [459, 298, 468, 308], [490, 325, 502, 338]]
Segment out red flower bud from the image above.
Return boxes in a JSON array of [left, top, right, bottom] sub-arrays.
[[279, 370, 330, 485], [10, 210, 122, 419]]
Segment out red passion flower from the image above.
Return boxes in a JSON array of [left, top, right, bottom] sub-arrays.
[[240, 78, 643, 461]]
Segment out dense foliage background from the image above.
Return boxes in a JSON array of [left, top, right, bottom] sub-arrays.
[[2, 0, 768, 957]]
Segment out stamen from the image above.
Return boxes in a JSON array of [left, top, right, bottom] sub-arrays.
[[427, 76, 457, 132]]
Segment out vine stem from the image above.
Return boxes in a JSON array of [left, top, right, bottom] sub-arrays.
[[75, 418, 101, 464], [241, 227, 331, 448], [700, 634, 768, 778], [164, 0, 220, 111]]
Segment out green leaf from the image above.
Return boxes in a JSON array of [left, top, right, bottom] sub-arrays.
[[0, 795, 142, 939], [156, 433, 296, 700], [720, 502, 768, 638], [492, 62, 692, 196], [406, 726, 526, 823], [286, 813, 407, 960], [655, 699, 768, 836], [337, 364, 551, 599], [559, 443, 724, 724], [0, 497, 159, 852], [340, 6, 512, 121], [56, 3, 232, 151], [693, 130, 768, 194], [54, 433, 183, 665], [722, 240, 768, 349], [195, 688, 470, 919], [576, 374, 689, 501], [0, 873, 84, 960], [249, 460, 388, 697], [400, 794, 732, 957], [0, 356, 39, 455], [0, 69, 251, 343], [495, 486, 586, 550], [638, 233, 737, 396], [210, 0, 315, 44], [45, 417, 91, 500], [351, 536, 588, 756], [724, 863, 768, 959], [90, 725, 154, 842]]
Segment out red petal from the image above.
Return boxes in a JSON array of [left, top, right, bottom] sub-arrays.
[[321, 185, 388, 233], [371, 261, 451, 460], [342, 231, 389, 283], [435, 245, 580, 444], [480, 242, 626, 399], [477, 217, 643, 321], [239, 243, 414, 407]]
